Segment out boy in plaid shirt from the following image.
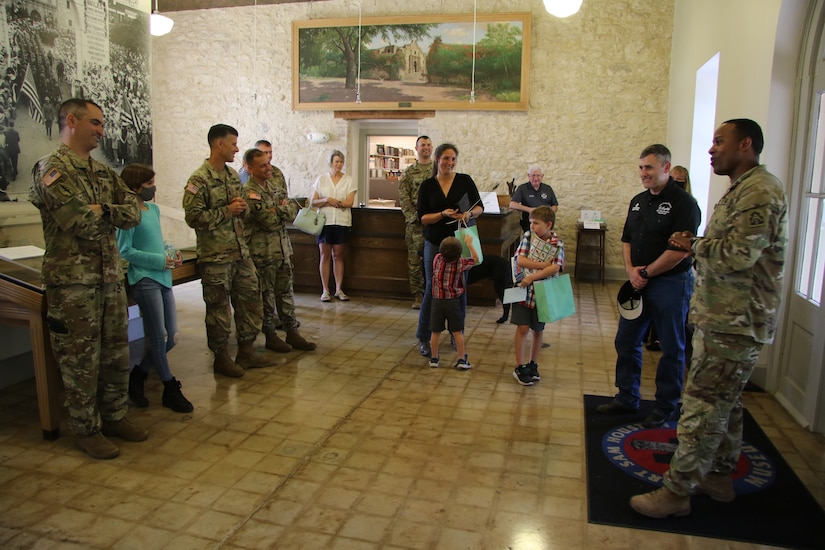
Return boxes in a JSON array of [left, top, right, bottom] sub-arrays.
[[512, 206, 565, 386], [429, 234, 478, 369]]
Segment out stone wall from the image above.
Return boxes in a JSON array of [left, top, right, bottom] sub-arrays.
[[151, 0, 675, 272]]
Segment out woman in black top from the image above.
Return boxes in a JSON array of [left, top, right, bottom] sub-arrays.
[[414, 143, 483, 357]]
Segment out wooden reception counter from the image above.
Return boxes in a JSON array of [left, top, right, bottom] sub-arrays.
[[289, 207, 522, 305]]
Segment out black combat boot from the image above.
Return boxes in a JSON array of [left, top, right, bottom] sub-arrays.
[[162, 378, 194, 413]]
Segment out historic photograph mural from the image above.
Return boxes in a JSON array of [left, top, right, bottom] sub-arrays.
[[1, 0, 151, 201], [293, 13, 531, 112]]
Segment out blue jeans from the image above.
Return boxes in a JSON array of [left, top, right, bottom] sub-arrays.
[[132, 278, 177, 381], [613, 269, 693, 417], [417, 240, 468, 342]]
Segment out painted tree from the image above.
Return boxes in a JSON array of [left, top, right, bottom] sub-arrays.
[[477, 23, 522, 84], [300, 23, 437, 89]]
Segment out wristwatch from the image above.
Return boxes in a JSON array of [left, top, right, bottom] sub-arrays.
[[639, 268, 649, 279]]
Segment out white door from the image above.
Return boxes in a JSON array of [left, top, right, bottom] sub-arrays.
[[774, 13, 825, 431]]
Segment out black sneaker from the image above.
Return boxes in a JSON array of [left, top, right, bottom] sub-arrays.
[[513, 365, 534, 386], [454, 357, 471, 370], [429, 356, 440, 368], [527, 361, 540, 381]]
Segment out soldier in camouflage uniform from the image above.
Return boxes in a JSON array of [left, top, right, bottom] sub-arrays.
[[242, 147, 315, 352], [398, 136, 433, 310], [183, 124, 271, 377], [29, 98, 147, 459], [631, 119, 787, 518]]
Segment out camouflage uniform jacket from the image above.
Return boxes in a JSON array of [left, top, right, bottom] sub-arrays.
[[691, 165, 787, 343], [399, 162, 433, 225], [243, 166, 298, 262], [183, 160, 250, 264], [29, 144, 140, 286]]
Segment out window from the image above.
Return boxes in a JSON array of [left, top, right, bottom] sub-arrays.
[[797, 92, 825, 305]]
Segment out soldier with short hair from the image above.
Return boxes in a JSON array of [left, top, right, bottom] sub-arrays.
[[183, 124, 271, 377], [29, 98, 146, 459], [398, 136, 433, 310], [242, 147, 315, 353], [631, 119, 788, 518]]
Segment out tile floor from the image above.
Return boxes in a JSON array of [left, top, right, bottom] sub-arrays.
[[0, 280, 823, 549]]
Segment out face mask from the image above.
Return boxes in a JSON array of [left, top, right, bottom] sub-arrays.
[[138, 186, 156, 201]]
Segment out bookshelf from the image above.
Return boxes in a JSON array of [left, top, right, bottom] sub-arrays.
[[368, 144, 416, 180]]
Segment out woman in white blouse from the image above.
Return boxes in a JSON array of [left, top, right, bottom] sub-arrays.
[[311, 150, 357, 302]]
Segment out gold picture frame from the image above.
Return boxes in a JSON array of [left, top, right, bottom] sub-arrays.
[[293, 13, 531, 111]]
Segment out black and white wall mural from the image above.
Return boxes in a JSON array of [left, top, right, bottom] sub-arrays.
[[1, 0, 151, 200]]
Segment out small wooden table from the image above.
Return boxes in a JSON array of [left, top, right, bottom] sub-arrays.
[[0, 249, 198, 440], [575, 223, 607, 285]]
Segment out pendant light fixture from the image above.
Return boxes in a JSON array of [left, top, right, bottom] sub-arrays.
[[543, 0, 583, 18], [150, 0, 174, 37]]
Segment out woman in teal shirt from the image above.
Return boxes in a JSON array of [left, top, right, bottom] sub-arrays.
[[117, 164, 192, 413]]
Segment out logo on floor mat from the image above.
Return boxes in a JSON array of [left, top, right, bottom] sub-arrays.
[[601, 422, 776, 495]]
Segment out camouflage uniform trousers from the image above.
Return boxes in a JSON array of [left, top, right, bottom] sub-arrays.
[[254, 258, 299, 334], [199, 259, 263, 351], [405, 222, 425, 297], [664, 328, 762, 496], [45, 282, 130, 436]]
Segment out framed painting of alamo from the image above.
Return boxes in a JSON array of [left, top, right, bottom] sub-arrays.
[[292, 13, 531, 111]]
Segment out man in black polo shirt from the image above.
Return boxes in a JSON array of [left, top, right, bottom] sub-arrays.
[[597, 144, 700, 428], [509, 164, 559, 232]]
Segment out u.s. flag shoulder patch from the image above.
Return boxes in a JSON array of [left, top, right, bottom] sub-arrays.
[[248, 192, 261, 200], [42, 168, 61, 187], [186, 182, 200, 194]]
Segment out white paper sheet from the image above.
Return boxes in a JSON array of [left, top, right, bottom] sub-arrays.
[[0, 245, 45, 261], [503, 286, 527, 304], [480, 192, 500, 214]]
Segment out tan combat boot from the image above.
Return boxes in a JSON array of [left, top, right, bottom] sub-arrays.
[[214, 347, 245, 377], [265, 332, 292, 353], [286, 328, 317, 351], [101, 417, 149, 442], [75, 431, 120, 459], [629, 486, 690, 518], [696, 472, 736, 502], [235, 340, 273, 368]]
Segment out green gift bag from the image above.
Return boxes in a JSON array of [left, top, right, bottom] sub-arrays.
[[533, 274, 576, 322], [454, 222, 484, 265]]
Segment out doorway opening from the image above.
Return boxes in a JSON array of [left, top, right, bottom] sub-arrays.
[[354, 120, 419, 207]]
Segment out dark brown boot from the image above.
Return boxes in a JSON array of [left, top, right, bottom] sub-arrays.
[[235, 340, 273, 368], [286, 328, 316, 351], [265, 332, 292, 353], [214, 347, 244, 377]]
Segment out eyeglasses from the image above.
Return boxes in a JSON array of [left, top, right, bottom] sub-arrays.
[[674, 180, 686, 184]]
